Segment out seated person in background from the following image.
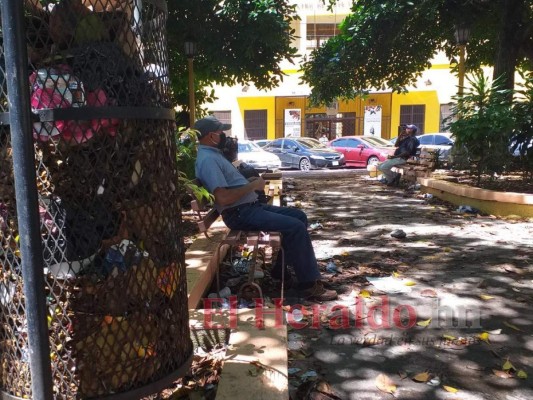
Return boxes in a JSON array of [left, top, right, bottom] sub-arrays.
[[378, 124, 420, 186], [194, 116, 337, 301]]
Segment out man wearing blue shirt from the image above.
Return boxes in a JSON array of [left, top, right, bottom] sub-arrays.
[[194, 116, 337, 302]]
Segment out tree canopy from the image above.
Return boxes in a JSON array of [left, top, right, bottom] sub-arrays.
[[302, 0, 533, 105], [166, 0, 299, 118]]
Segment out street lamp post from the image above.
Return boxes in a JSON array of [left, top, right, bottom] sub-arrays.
[[454, 25, 471, 97], [184, 41, 197, 126]]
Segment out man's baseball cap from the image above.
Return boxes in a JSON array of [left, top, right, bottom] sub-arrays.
[[193, 116, 232, 138]]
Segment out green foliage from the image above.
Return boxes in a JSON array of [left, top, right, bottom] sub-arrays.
[[303, 0, 533, 105], [510, 70, 533, 179], [449, 71, 514, 183], [167, 0, 299, 111], [175, 128, 212, 205]]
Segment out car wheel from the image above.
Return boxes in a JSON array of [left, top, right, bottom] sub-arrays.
[[367, 156, 380, 166], [299, 158, 311, 171]]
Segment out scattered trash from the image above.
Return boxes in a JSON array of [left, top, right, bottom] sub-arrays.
[[326, 260, 339, 273], [352, 219, 371, 227], [225, 277, 243, 287], [366, 276, 413, 293], [457, 205, 479, 214], [423, 193, 433, 199], [285, 196, 295, 202], [0, 281, 16, 307], [232, 258, 250, 274], [301, 370, 318, 381], [290, 308, 304, 322], [253, 267, 265, 279], [427, 377, 441, 386], [390, 229, 407, 239], [409, 183, 421, 191], [309, 222, 323, 230], [288, 367, 302, 375]]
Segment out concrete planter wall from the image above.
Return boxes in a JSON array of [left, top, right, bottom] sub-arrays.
[[419, 178, 533, 217]]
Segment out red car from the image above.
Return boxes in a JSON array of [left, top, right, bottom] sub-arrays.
[[328, 136, 396, 167]]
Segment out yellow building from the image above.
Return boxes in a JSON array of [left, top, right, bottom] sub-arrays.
[[206, 0, 460, 141]]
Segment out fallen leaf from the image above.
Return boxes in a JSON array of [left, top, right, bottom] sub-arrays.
[[359, 289, 372, 298], [503, 321, 523, 332], [479, 294, 494, 300], [392, 271, 401, 278], [420, 289, 438, 298], [417, 318, 432, 328], [412, 372, 431, 382], [477, 332, 490, 343], [517, 370, 528, 379], [443, 385, 459, 393], [375, 373, 396, 394], [442, 334, 456, 341], [502, 360, 514, 371], [404, 280, 417, 286], [493, 369, 512, 379]]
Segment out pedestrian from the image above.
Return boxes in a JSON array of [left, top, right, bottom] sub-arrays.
[[194, 116, 338, 301], [378, 124, 420, 186]]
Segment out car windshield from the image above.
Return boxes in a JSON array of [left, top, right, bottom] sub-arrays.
[[295, 138, 327, 149], [238, 142, 262, 152], [362, 137, 394, 147]]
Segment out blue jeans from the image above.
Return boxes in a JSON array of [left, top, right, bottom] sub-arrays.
[[221, 202, 321, 284], [378, 157, 406, 183]]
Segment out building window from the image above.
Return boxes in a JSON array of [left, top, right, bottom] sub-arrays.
[[399, 105, 425, 134], [211, 111, 232, 136], [244, 110, 267, 140], [306, 23, 340, 50], [440, 103, 455, 132]]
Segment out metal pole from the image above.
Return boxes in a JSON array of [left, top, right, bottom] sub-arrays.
[[458, 44, 466, 97], [0, 2, 54, 399], [187, 57, 195, 126]]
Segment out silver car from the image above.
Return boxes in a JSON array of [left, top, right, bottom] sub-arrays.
[[237, 140, 281, 170]]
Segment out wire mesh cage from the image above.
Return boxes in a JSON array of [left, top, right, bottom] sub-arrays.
[[0, 0, 192, 398]]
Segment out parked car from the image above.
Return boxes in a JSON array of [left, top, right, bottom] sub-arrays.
[[237, 140, 281, 171], [417, 133, 454, 161], [328, 136, 395, 167], [263, 137, 345, 171], [253, 139, 272, 148]]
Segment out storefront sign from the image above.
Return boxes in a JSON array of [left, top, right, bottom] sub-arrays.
[[284, 109, 301, 137], [364, 105, 382, 137]]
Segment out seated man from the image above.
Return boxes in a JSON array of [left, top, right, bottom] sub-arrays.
[[378, 124, 420, 186], [194, 116, 337, 301]]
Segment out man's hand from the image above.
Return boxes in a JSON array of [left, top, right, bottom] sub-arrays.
[[248, 176, 266, 191]]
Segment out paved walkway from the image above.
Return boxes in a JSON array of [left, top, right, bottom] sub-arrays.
[[281, 170, 533, 400]]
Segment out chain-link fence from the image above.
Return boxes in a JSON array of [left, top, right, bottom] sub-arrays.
[[0, 0, 192, 398]]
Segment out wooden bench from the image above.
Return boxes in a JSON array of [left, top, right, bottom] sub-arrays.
[[187, 173, 287, 303]]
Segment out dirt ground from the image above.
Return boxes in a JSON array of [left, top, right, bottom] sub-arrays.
[[162, 169, 533, 400], [278, 170, 533, 400]]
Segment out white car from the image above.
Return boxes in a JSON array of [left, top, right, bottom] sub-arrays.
[[417, 132, 455, 161], [238, 140, 281, 171]]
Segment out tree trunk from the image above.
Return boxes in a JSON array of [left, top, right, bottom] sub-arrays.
[[492, 0, 527, 91]]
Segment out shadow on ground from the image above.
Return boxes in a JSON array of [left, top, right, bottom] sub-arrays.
[[281, 171, 533, 400]]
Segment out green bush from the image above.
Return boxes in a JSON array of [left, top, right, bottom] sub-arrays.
[[449, 71, 514, 184]]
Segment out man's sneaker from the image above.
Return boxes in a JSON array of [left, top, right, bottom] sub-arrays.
[[387, 173, 401, 186], [300, 281, 338, 301]]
